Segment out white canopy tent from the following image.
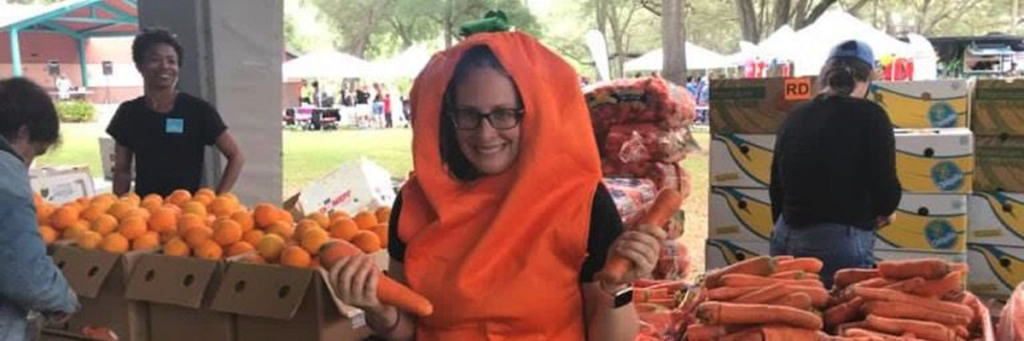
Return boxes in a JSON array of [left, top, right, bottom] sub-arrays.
[[906, 33, 938, 80], [751, 25, 800, 61], [372, 45, 433, 79], [790, 10, 913, 75], [282, 50, 376, 80], [624, 42, 729, 71]]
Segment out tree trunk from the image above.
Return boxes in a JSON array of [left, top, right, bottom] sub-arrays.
[[773, 0, 791, 31], [662, 0, 686, 84], [735, 0, 760, 42], [1015, 0, 1021, 33], [444, 0, 454, 48]]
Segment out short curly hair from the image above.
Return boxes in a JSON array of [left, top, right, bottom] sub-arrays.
[[0, 78, 60, 147], [132, 27, 183, 66]]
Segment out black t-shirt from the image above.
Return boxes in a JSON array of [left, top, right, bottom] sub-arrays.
[[106, 93, 227, 197], [769, 95, 901, 229], [388, 183, 624, 283], [355, 90, 370, 105]]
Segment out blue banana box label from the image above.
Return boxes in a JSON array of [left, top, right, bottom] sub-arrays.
[[869, 80, 968, 128], [969, 192, 1024, 248], [972, 79, 1024, 137], [709, 135, 775, 188], [705, 239, 769, 270], [894, 128, 974, 194], [876, 193, 968, 252], [709, 187, 773, 243], [967, 243, 1024, 298]]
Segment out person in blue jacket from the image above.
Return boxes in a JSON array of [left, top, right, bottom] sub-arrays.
[[0, 77, 80, 341]]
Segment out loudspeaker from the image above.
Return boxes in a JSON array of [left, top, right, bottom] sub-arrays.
[[47, 60, 60, 76], [102, 61, 113, 76]]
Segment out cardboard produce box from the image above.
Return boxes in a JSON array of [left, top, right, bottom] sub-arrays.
[[967, 243, 1024, 299], [872, 248, 966, 264], [705, 238, 769, 270], [975, 135, 1024, 193], [969, 192, 1024, 248], [285, 159, 396, 217], [894, 128, 974, 194], [868, 80, 969, 128], [709, 77, 818, 135], [877, 193, 968, 253], [209, 262, 372, 341], [124, 254, 232, 341], [709, 134, 775, 188], [708, 187, 773, 243], [30, 166, 95, 205], [972, 79, 1024, 136], [49, 246, 149, 341], [99, 137, 133, 181]]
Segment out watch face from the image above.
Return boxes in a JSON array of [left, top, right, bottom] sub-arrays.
[[613, 287, 634, 308]]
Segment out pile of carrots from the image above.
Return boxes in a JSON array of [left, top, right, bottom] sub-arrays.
[[824, 259, 984, 341], [686, 255, 832, 341]]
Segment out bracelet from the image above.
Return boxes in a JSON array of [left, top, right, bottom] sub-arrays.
[[377, 308, 401, 335]]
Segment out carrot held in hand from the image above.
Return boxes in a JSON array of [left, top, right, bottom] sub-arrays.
[[320, 240, 434, 317], [597, 189, 682, 284]]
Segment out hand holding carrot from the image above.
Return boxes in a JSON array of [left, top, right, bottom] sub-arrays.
[[602, 224, 667, 285], [327, 254, 388, 315], [597, 189, 682, 284]]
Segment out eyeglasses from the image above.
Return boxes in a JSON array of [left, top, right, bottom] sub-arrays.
[[450, 107, 524, 130]]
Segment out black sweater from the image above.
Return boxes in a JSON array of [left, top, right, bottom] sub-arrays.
[[769, 95, 902, 229]]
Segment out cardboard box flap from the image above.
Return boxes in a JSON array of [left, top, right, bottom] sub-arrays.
[[315, 268, 364, 319], [124, 254, 219, 308], [51, 247, 119, 298], [209, 262, 314, 320]]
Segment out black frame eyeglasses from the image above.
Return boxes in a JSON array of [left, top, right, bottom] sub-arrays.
[[450, 107, 524, 130]]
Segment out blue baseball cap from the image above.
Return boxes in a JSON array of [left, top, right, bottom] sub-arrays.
[[827, 40, 875, 66]]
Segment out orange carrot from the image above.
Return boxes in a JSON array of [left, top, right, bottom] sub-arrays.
[[696, 301, 824, 330], [834, 268, 882, 289], [781, 284, 830, 308], [720, 329, 764, 341], [707, 286, 761, 301], [726, 325, 826, 341], [733, 282, 789, 304], [864, 315, 963, 341], [771, 270, 819, 280], [704, 256, 777, 288], [597, 189, 682, 284], [909, 270, 964, 299], [767, 292, 814, 310], [861, 301, 971, 326], [825, 297, 866, 328], [775, 258, 824, 274], [320, 240, 434, 317], [882, 277, 927, 294], [634, 288, 674, 303], [850, 287, 974, 319], [773, 255, 795, 262], [721, 274, 823, 288], [685, 324, 730, 341], [844, 327, 907, 340], [643, 279, 689, 291], [836, 322, 868, 335], [877, 259, 951, 280]]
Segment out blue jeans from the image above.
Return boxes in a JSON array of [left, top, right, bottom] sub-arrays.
[[769, 218, 876, 288]]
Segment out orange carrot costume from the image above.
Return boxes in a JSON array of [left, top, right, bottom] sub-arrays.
[[397, 31, 602, 340]]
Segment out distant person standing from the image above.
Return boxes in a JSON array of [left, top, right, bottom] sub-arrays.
[[55, 75, 72, 100], [383, 91, 393, 128]]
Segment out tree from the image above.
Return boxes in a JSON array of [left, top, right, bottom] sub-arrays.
[[589, 0, 656, 77], [877, 0, 988, 35], [310, 0, 396, 58], [730, 0, 871, 43], [661, 0, 686, 84]]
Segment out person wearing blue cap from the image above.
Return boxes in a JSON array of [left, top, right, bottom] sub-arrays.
[[768, 40, 902, 288]]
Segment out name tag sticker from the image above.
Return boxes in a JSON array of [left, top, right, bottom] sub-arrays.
[[166, 118, 185, 134]]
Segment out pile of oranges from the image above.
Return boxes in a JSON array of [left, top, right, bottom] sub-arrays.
[[35, 189, 391, 269]]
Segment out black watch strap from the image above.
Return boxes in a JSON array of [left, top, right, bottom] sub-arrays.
[[612, 286, 633, 308]]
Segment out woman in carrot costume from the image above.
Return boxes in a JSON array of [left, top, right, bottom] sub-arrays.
[[328, 13, 667, 341]]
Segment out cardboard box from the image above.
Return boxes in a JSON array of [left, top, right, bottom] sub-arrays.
[[975, 135, 1024, 193], [709, 134, 775, 188], [894, 128, 974, 194], [872, 248, 966, 264], [49, 246, 149, 341], [969, 192, 1024, 248], [972, 79, 1024, 136], [876, 193, 968, 252], [99, 137, 133, 181], [705, 238, 770, 270], [967, 243, 1024, 299], [209, 262, 371, 341], [708, 187, 773, 243], [868, 80, 969, 128], [29, 166, 95, 204], [287, 158, 396, 217], [124, 254, 233, 341], [709, 77, 818, 134]]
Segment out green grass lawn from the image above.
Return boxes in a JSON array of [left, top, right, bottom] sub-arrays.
[[35, 123, 105, 178]]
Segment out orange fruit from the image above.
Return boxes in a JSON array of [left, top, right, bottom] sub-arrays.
[[90, 214, 119, 235], [33, 192, 45, 207], [178, 213, 205, 232], [99, 233, 130, 254], [77, 231, 104, 250], [141, 200, 163, 214], [208, 197, 237, 217], [181, 201, 208, 217], [329, 219, 360, 240], [196, 188, 216, 199], [149, 207, 178, 233], [212, 218, 243, 246], [219, 192, 240, 204], [39, 225, 58, 244], [256, 234, 286, 262], [91, 193, 118, 207], [80, 205, 106, 222], [63, 223, 90, 240], [294, 219, 322, 241], [300, 228, 330, 255], [351, 231, 382, 253], [193, 193, 215, 206], [253, 203, 277, 228], [353, 211, 378, 230], [142, 194, 163, 206], [36, 203, 55, 226], [204, 214, 217, 227], [121, 192, 142, 206], [106, 201, 135, 220], [183, 226, 213, 249], [306, 212, 330, 228], [375, 207, 392, 225], [195, 240, 223, 260], [126, 208, 151, 222], [265, 221, 295, 239], [51, 205, 82, 230], [371, 224, 388, 248], [277, 209, 294, 224], [279, 246, 312, 268], [230, 211, 255, 232], [226, 241, 255, 257], [132, 232, 161, 251], [242, 229, 265, 246], [164, 237, 191, 257], [118, 216, 148, 240], [167, 190, 192, 206], [328, 211, 351, 223]]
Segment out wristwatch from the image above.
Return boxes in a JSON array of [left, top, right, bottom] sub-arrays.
[[611, 285, 634, 308]]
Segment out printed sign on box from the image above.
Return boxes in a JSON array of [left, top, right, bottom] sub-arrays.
[[30, 166, 95, 204], [894, 128, 974, 194], [294, 158, 396, 216], [969, 192, 1024, 248], [869, 80, 968, 128], [967, 243, 1024, 299], [710, 77, 818, 135], [709, 134, 775, 188], [877, 193, 968, 252]]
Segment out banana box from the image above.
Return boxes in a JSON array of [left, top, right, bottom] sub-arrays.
[[872, 248, 966, 264], [710, 77, 818, 135], [876, 193, 968, 252], [894, 128, 974, 194], [975, 135, 1024, 193], [972, 79, 1024, 137], [709, 134, 775, 188], [967, 243, 1024, 298], [969, 192, 1024, 248], [705, 238, 769, 270], [868, 80, 969, 128], [708, 187, 774, 242]]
